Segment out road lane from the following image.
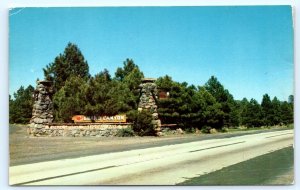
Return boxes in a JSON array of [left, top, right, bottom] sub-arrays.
[[10, 127, 291, 166], [10, 129, 293, 185]]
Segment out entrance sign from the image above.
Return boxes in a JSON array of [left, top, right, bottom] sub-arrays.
[[72, 115, 126, 123]]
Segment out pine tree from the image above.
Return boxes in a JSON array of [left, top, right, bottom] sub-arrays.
[[115, 59, 142, 81], [238, 98, 249, 126], [115, 58, 144, 107], [204, 76, 237, 127], [9, 85, 34, 124], [280, 101, 293, 124], [261, 94, 273, 126], [53, 76, 87, 122], [288, 95, 294, 104], [242, 99, 263, 127], [43, 42, 90, 93], [271, 97, 281, 125], [197, 87, 224, 129]]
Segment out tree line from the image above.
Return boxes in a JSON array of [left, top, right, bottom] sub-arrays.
[[9, 43, 294, 132]]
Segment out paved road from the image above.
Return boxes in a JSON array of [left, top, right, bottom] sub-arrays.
[[10, 129, 293, 185]]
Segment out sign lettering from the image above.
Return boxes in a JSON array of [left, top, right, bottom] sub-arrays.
[[72, 114, 126, 123]]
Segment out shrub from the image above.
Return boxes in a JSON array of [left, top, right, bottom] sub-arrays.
[[209, 128, 218, 134], [221, 127, 229, 133], [201, 126, 212, 134], [126, 110, 138, 123], [116, 128, 135, 137], [185, 127, 196, 133], [287, 123, 294, 128], [132, 110, 156, 136]]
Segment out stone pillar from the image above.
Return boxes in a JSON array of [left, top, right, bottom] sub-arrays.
[[138, 78, 161, 135], [30, 80, 54, 128]]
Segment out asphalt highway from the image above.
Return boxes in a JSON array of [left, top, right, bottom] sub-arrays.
[[10, 129, 293, 185]]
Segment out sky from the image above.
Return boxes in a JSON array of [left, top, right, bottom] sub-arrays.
[[9, 6, 293, 101]]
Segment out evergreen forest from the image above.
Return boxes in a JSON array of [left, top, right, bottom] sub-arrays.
[[9, 43, 294, 133]]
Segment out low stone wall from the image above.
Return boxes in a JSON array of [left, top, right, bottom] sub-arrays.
[[27, 123, 132, 137]]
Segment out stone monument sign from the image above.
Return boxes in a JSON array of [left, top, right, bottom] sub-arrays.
[[30, 80, 54, 128], [138, 78, 162, 134]]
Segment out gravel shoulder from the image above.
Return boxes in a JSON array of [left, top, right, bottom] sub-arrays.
[[9, 125, 292, 166]]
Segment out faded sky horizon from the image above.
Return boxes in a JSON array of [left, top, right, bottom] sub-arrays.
[[9, 6, 293, 102]]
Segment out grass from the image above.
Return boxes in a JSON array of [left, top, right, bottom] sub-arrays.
[[9, 124, 28, 134], [225, 124, 294, 133], [178, 146, 294, 185]]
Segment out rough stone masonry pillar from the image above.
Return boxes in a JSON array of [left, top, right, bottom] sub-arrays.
[[29, 80, 54, 134], [138, 78, 162, 135]]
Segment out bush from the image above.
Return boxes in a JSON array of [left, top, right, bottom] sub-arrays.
[[126, 110, 138, 123], [132, 110, 156, 136], [116, 128, 135, 137], [201, 126, 212, 134], [185, 127, 196, 133], [221, 127, 229, 133]]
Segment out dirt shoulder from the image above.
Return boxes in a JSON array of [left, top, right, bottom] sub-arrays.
[[9, 125, 292, 166]]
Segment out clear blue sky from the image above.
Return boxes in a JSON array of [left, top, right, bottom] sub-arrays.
[[9, 6, 293, 101]]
